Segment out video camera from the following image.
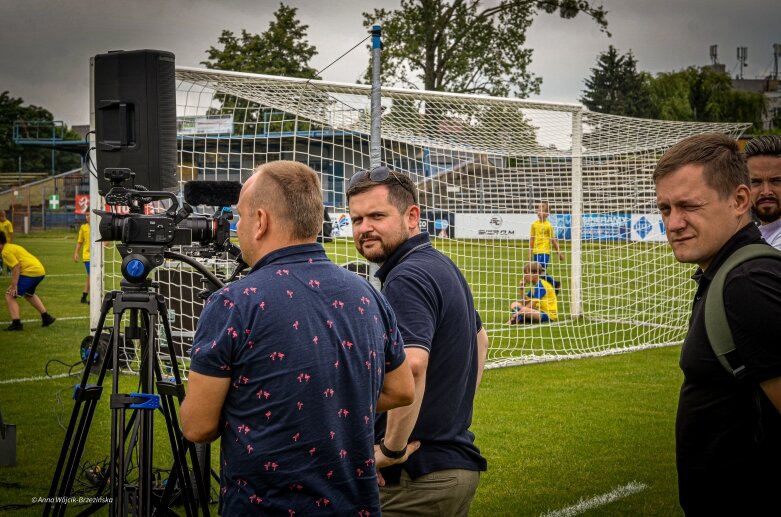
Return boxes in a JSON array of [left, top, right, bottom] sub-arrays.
[[94, 168, 241, 283]]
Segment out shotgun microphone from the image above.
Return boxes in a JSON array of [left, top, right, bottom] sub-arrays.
[[183, 181, 242, 206]]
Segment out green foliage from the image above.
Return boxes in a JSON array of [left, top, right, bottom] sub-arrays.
[[202, 3, 320, 136], [580, 46, 767, 130], [0, 92, 81, 173], [362, 0, 609, 97], [202, 4, 319, 78], [581, 46, 657, 118], [650, 67, 766, 130]]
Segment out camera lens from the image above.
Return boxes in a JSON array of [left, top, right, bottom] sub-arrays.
[[95, 210, 125, 241]]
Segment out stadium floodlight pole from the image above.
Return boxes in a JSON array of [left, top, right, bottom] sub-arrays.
[[370, 25, 382, 168], [570, 107, 584, 318]]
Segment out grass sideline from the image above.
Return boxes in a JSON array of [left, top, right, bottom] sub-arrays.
[[0, 230, 684, 515]]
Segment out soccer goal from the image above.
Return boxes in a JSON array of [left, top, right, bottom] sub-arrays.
[[96, 67, 749, 373]]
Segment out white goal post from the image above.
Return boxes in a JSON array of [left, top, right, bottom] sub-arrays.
[[94, 66, 749, 374]]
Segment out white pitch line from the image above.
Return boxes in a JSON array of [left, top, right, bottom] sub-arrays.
[[540, 481, 649, 517], [0, 372, 75, 385], [0, 315, 88, 325]]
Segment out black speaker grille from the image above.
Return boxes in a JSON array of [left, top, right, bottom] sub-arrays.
[[157, 56, 178, 191], [95, 50, 177, 194]]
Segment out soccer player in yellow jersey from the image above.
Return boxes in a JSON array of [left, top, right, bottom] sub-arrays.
[[508, 261, 558, 324], [73, 218, 91, 304], [529, 201, 563, 290], [0, 210, 13, 275], [0, 232, 56, 331]]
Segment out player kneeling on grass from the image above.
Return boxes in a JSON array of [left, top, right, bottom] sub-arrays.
[[508, 261, 558, 324], [0, 232, 55, 331]]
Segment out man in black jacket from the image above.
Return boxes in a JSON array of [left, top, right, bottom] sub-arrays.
[[654, 133, 781, 516]]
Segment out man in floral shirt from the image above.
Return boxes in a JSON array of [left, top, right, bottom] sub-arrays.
[[181, 161, 414, 515]]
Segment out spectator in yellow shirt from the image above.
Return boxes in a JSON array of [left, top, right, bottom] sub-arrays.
[[73, 218, 91, 304], [0, 210, 13, 275], [0, 232, 55, 331]]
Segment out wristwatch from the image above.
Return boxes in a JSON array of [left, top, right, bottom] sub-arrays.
[[379, 438, 407, 459]]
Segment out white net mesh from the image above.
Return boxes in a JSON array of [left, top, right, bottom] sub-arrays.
[[99, 67, 749, 375]]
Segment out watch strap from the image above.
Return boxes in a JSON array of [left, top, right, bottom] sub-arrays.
[[379, 438, 407, 459]]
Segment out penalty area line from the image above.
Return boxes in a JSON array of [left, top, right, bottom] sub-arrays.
[[0, 372, 74, 385], [0, 315, 88, 325], [540, 481, 648, 517]]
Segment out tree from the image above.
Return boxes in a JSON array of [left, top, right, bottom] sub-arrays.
[[362, 0, 609, 97], [202, 3, 319, 79], [650, 67, 766, 130], [202, 3, 321, 135], [580, 45, 657, 118], [0, 91, 82, 173]]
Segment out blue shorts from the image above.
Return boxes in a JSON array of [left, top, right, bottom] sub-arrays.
[[513, 309, 550, 324], [17, 275, 44, 297], [533, 253, 551, 269], [84, 261, 91, 274]]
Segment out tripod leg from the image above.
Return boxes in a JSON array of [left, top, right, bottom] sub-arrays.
[[45, 293, 114, 517], [155, 295, 211, 515], [110, 307, 128, 516]]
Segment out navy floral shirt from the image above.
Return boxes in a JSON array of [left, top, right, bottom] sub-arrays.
[[190, 243, 405, 516]]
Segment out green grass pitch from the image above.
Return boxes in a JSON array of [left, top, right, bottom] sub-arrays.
[[0, 230, 684, 515]]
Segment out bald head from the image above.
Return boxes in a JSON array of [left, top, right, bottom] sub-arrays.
[[251, 161, 324, 240], [236, 161, 325, 266]]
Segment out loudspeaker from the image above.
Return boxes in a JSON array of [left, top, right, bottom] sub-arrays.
[[94, 49, 177, 195]]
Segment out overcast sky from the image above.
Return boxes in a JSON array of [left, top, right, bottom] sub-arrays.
[[2, 0, 780, 126]]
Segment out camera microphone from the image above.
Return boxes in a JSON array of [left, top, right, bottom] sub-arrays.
[[184, 181, 242, 206]]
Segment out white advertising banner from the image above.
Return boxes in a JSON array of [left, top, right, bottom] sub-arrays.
[[630, 214, 668, 242], [330, 213, 353, 237], [453, 213, 537, 239], [178, 115, 234, 135]]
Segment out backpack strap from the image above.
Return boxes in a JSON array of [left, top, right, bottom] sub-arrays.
[[704, 244, 781, 378]]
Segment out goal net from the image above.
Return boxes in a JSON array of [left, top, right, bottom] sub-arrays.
[[97, 67, 749, 374]]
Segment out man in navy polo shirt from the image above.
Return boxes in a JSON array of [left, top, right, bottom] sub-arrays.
[[347, 166, 489, 517], [181, 161, 414, 516]]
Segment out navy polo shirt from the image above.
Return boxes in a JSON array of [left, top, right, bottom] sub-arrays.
[[190, 243, 406, 515], [374, 233, 487, 481]]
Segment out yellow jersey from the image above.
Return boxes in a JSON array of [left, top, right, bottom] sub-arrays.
[[77, 223, 91, 261], [530, 219, 555, 254], [1, 243, 45, 277], [526, 278, 558, 320], [0, 220, 13, 241]]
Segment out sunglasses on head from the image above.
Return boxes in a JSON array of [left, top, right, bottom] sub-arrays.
[[347, 166, 405, 191]]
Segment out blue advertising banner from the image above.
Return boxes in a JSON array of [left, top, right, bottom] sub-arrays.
[[549, 214, 571, 240], [582, 213, 631, 241]]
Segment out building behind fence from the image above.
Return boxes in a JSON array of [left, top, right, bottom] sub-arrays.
[[0, 167, 88, 232]]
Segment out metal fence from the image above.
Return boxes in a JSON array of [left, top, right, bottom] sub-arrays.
[[0, 167, 88, 232]]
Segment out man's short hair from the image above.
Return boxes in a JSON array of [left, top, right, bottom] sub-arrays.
[[345, 166, 418, 215], [744, 135, 781, 160], [653, 133, 748, 199], [254, 161, 324, 240]]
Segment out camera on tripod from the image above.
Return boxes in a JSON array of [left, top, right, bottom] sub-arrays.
[[95, 168, 232, 248], [93, 168, 237, 284]]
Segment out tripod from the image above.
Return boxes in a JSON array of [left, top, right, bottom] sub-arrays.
[[45, 249, 219, 517]]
